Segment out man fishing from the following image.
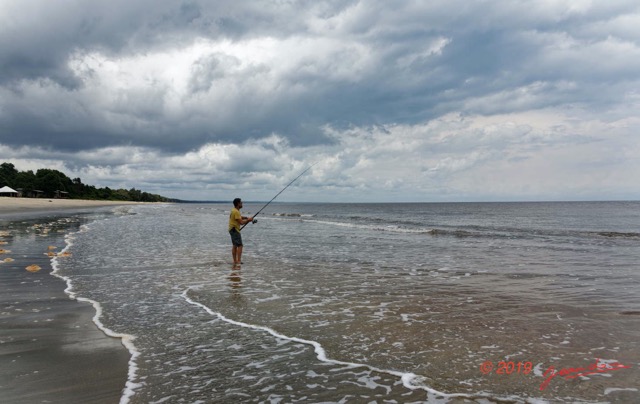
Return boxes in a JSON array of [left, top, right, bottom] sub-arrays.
[[229, 198, 254, 267], [227, 164, 315, 268]]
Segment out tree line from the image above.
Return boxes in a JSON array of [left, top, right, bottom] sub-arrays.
[[0, 162, 176, 202]]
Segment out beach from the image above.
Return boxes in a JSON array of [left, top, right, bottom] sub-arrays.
[[0, 198, 136, 403], [0, 196, 141, 217]]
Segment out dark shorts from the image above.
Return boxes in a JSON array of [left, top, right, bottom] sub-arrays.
[[229, 228, 243, 247]]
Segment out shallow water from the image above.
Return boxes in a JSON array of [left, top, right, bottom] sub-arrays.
[[55, 202, 640, 403]]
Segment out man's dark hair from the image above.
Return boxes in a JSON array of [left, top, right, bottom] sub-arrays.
[[233, 198, 241, 207]]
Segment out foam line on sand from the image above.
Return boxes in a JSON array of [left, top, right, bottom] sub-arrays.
[[50, 224, 142, 404], [181, 286, 478, 401]]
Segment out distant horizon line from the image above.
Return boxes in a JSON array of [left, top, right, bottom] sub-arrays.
[[174, 199, 640, 204]]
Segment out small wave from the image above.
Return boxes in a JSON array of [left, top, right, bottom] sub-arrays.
[[112, 206, 136, 216], [346, 215, 387, 223], [426, 229, 477, 238], [272, 212, 315, 218], [305, 219, 434, 234], [305, 219, 522, 239], [50, 223, 142, 404], [180, 287, 525, 403], [596, 231, 640, 238], [304, 219, 530, 238]]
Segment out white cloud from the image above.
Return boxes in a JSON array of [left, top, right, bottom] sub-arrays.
[[3, 105, 638, 201]]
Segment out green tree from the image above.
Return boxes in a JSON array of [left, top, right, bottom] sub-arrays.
[[15, 170, 36, 191], [128, 188, 142, 201], [2, 162, 174, 201], [35, 169, 72, 197], [114, 189, 131, 200], [68, 177, 84, 198], [0, 163, 18, 187]]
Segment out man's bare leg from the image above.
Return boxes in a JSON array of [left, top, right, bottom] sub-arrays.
[[232, 245, 243, 266], [235, 246, 243, 265]]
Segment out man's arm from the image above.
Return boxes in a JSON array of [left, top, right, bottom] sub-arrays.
[[240, 216, 254, 225]]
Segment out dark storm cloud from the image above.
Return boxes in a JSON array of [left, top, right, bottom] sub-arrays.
[[0, 0, 357, 84], [1, 0, 639, 156]]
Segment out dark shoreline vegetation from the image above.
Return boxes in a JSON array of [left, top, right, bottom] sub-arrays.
[[1, 162, 177, 202]]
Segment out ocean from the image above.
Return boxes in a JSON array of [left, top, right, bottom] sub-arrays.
[[52, 202, 640, 403]]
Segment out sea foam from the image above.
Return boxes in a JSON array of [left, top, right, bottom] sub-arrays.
[[50, 224, 142, 404], [181, 286, 475, 401]]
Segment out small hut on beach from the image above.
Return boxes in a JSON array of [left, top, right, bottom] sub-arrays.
[[0, 186, 19, 197]]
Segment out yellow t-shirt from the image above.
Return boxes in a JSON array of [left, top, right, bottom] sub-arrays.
[[229, 207, 242, 232]]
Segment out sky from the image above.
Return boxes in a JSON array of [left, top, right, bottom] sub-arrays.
[[1, 0, 639, 202]]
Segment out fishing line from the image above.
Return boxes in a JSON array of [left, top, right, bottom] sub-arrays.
[[240, 162, 317, 230]]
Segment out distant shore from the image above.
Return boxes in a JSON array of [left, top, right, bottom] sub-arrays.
[[0, 197, 150, 217]]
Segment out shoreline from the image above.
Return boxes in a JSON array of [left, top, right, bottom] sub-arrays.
[[0, 206, 131, 402], [0, 196, 146, 218]]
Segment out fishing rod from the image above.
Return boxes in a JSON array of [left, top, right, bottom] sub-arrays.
[[240, 163, 317, 230]]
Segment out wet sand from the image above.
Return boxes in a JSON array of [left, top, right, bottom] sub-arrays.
[[1, 205, 131, 403]]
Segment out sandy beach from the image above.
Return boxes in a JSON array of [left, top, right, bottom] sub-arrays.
[[0, 197, 141, 217], [0, 200, 133, 403]]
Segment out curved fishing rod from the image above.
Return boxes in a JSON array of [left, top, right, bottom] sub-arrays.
[[240, 163, 317, 230]]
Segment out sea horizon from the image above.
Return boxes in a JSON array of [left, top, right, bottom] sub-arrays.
[[174, 199, 640, 205]]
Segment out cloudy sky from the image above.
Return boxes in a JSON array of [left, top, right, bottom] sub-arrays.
[[1, 0, 639, 202]]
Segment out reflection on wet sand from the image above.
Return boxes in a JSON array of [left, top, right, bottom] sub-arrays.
[[228, 269, 244, 304], [228, 270, 242, 289]]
